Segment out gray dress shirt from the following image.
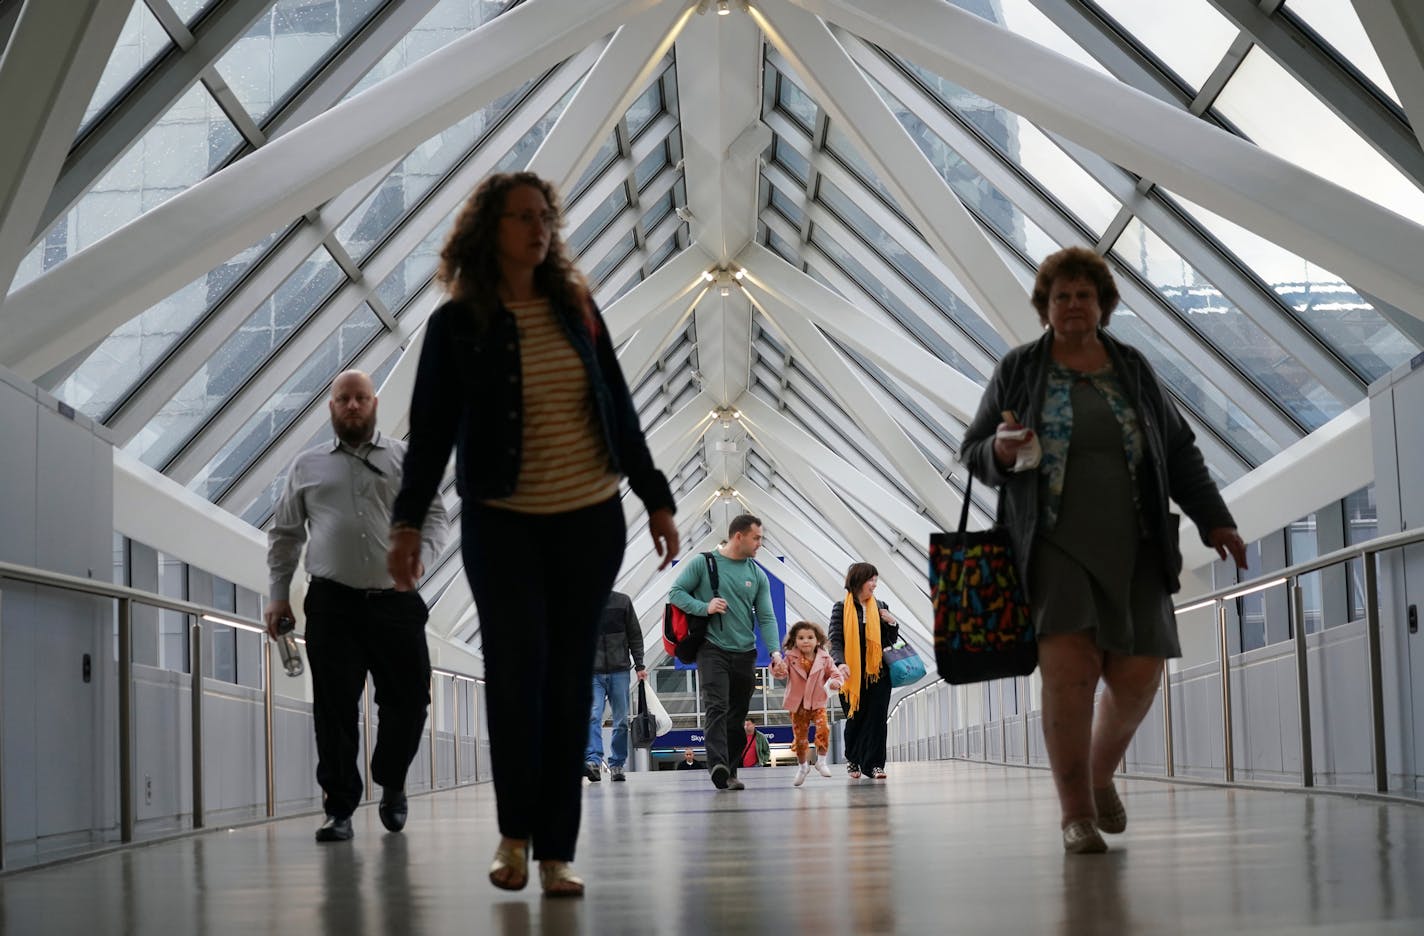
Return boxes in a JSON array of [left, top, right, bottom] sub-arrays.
[[267, 431, 449, 601]]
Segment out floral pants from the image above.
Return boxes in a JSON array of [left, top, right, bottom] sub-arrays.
[[790, 705, 830, 759]]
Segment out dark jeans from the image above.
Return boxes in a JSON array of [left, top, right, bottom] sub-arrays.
[[461, 497, 625, 862], [697, 643, 758, 776], [840, 666, 892, 770], [303, 579, 432, 819]]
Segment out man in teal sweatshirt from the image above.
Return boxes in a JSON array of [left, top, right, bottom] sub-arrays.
[[669, 514, 783, 790]]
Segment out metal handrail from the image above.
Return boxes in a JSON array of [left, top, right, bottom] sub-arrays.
[[890, 523, 1424, 796], [0, 560, 485, 871]]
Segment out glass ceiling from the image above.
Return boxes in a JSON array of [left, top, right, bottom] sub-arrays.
[[9, 0, 1422, 645]]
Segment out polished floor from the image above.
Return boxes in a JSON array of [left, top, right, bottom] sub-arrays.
[[2, 760, 1422, 935]]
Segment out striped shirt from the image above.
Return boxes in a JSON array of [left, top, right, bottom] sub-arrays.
[[483, 298, 620, 514]]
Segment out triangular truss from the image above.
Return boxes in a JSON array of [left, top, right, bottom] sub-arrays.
[[4, 0, 1424, 670]]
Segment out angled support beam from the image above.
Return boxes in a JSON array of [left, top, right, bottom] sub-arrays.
[[617, 475, 721, 601], [739, 242, 982, 421], [646, 391, 717, 470], [1208, 0, 1424, 192], [37, 0, 274, 236], [618, 284, 710, 385], [742, 282, 965, 531], [1, 0, 662, 377], [529, 1, 695, 195], [754, 0, 1038, 346], [791, 0, 1424, 318], [1023, 0, 1193, 108], [603, 244, 711, 341], [0, 0, 129, 302], [1352, 1, 1424, 154]]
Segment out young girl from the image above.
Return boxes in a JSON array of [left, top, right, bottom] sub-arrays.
[[781, 621, 841, 786]]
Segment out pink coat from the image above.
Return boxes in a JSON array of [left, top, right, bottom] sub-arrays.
[[782, 646, 839, 712]]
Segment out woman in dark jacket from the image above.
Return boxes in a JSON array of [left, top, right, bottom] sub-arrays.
[[961, 246, 1246, 854], [386, 172, 679, 896], [829, 562, 900, 780]]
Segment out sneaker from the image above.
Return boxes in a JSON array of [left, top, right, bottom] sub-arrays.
[[726, 777, 746, 791], [1094, 784, 1126, 834], [584, 761, 601, 782], [710, 764, 731, 789], [315, 815, 353, 842], [815, 759, 833, 778], [610, 765, 626, 782], [793, 764, 810, 787]]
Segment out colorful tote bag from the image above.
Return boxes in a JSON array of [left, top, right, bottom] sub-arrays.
[[930, 474, 1036, 684], [884, 639, 927, 688]]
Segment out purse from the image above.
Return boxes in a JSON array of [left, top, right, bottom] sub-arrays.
[[884, 639, 927, 688], [629, 681, 659, 749], [930, 473, 1036, 684]]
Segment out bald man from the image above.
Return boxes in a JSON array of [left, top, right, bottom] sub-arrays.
[[266, 370, 449, 843]]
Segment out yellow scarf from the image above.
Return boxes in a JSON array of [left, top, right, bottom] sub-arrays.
[[840, 593, 882, 718]]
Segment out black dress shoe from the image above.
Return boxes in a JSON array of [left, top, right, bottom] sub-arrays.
[[378, 792, 408, 833], [315, 815, 353, 842]]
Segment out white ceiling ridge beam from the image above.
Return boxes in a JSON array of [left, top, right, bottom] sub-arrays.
[[0, 0, 129, 304], [791, 0, 1424, 319], [602, 244, 712, 341], [740, 279, 965, 530], [163, 54, 602, 482], [1, 0, 663, 377], [1182, 399, 1373, 572], [646, 390, 718, 468], [529, 1, 696, 195], [617, 283, 710, 385], [752, 0, 1039, 347], [1353, 1, 1424, 154], [738, 472, 933, 649], [739, 243, 982, 421], [38, 0, 276, 236], [736, 392, 940, 542], [114, 449, 268, 595]]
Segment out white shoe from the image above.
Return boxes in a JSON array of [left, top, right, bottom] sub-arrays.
[[815, 759, 833, 778], [793, 764, 810, 787]]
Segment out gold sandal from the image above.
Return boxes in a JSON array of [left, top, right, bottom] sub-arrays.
[[489, 839, 530, 891], [539, 861, 585, 898]]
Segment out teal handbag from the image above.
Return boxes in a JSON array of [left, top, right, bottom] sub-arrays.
[[885, 639, 927, 688]]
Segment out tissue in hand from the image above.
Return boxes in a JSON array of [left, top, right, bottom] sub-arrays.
[[996, 425, 1042, 471]]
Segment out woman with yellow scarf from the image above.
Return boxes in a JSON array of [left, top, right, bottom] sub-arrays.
[[828, 563, 899, 779]]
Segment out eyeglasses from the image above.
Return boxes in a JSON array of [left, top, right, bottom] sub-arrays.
[[502, 210, 559, 227]]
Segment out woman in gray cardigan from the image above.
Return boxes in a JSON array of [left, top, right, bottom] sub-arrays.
[[961, 246, 1247, 854]]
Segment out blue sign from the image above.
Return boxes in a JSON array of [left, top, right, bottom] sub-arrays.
[[655, 724, 813, 750]]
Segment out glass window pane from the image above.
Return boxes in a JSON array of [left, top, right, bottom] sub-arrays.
[[343, 0, 506, 99], [79, 0, 173, 136], [589, 230, 637, 287], [634, 141, 669, 190], [494, 80, 580, 174], [1285, 0, 1398, 103], [777, 73, 818, 130], [188, 304, 383, 502], [646, 234, 678, 273], [374, 208, 455, 314], [16, 83, 245, 294], [1168, 191, 1418, 381], [1213, 47, 1424, 226], [1112, 216, 1345, 430], [216, 0, 387, 125], [571, 134, 619, 200], [626, 76, 664, 140], [824, 123, 901, 210], [126, 246, 346, 469], [774, 136, 810, 187], [50, 230, 282, 420], [336, 83, 529, 263], [769, 183, 806, 228], [169, 0, 215, 25], [948, 0, 1109, 76], [897, 60, 1121, 236], [766, 226, 801, 265], [569, 185, 630, 255], [1092, 0, 1239, 90], [640, 190, 673, 231]]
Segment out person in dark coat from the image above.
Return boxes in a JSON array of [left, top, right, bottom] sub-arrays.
[[584, 590, 646, 782], [829, 562, 900, 780]]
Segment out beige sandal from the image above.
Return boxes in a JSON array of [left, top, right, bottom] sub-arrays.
[[539, 861, 586, 898], [489, 838, 529, 891], [1094, 784, 1127, 834], [1062, 819, 1107, 854]]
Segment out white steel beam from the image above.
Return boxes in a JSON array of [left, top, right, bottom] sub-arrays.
[[1, 0, 665, 378], [646, 391, 717, 470], [754, 0, 1040, 346], [792, 0, 1424, 319], [739, 242, 982, 421], [0, 0, 129, 302], [602, 244, 711, 340], [529, 1, 695, 195], [1353, 1, 1424, 155], [618, 284, 710, 385]]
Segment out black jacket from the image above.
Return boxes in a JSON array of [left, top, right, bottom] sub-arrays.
[[828, 598, 899, 680], [592, 590, 645, 674], [391, 294, 675, 528], [959, 329, 1235, 596]]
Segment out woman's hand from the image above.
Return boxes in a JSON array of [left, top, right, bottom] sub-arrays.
[[837, 663, 851, 682], [880, 609, 896, 626], [649, 508, 680, 570], [387, 527, 424, 591], [992, 420, 1033, 470], [1208, 527, 1248, 570]]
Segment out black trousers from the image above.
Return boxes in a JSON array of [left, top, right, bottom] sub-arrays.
[[461, 497, 625, 862], [840, 667, 892, 771], [696, 643, 758, 776], [303, 579, 431, 819]]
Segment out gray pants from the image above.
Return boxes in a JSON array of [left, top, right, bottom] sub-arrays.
[[697, 644, 758, 774]]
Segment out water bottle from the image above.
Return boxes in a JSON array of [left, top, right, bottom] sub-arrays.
[[276, 614, 304, 678]]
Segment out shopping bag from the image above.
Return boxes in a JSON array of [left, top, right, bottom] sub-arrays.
[[629, 681, 660, 749], [930, 473, 1036, 684], [884, 639, 927, 688], [641, 679, 673, 736]]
